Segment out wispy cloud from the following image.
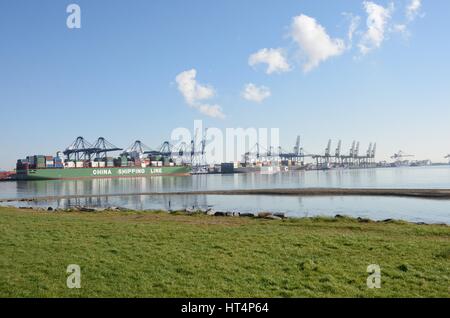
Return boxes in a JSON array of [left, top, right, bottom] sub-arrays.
[[406, 0, 422, 21], [175, 69, 225, 119], [242, 83, 271, 103], [248, 48, 291, 74], [358, 1, 394, 55], [344, 13, 361, 47]]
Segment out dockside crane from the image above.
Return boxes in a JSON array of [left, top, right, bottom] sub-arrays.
[[371, 143, 377, 159], [363, 143, 372, 166], [122, 140, 154, 157], [64, 137, 100, 161], [391, 150, 414, 161], [335, 140, 342, 157], [279, 135, 305, 163], [324, 139, 332, 158], [354, 141, 360, 158], [92, 137, 122, 159], [294, 136, 301, 157], [190, 128, 208, 167]]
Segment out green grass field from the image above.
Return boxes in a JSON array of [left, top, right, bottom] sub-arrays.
[[0, 206, 448, 297]]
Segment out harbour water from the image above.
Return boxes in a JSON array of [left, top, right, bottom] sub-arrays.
[[1, 166, 450, 224]]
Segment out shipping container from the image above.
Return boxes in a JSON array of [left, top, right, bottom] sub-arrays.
[[90, 161, 99, 168], [75, 162, 84, 168], [221, 163, 235, 174], [65, 161, 75, 168]]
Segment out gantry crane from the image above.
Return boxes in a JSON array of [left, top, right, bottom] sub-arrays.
[[391, 150, 414, 161]]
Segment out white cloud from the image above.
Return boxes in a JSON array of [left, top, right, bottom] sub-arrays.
[[406, 0, 421, 21], [175, 69, 225, 119], [290, 14, 346, 72], [242, 83, 271, 103], [358, 1, 393, 55], [196, 104, 225, 119], [248, 48, 291, 74], [175, 69, 214, 105]]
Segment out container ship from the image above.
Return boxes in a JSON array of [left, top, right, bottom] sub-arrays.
[[14, 137, 191, 180]]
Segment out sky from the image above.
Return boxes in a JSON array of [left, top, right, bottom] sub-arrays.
[[0, 0, 449, 169]]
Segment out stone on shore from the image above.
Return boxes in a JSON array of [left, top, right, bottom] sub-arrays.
[[257, 212, 273, 218], [265, 215, 282, 220]]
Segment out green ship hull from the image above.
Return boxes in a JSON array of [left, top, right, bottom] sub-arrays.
[[15, 166, 191, 180]]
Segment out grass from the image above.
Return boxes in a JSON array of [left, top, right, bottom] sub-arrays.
[[0, 206, 449, 298]]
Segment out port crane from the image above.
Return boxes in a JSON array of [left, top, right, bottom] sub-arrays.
[[92, 137, 122, 159], [278, 135, 306, 164], [64, 137, 100, 161], [122, 140, 154, 156], [391, 150, 414, 161], [243, 142, 278, 165]]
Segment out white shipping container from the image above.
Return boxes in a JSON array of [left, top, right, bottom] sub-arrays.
[[157, 161, 163, 167], [141, 163, 147, 168], [76, 162, 84, 168], [151, 161, 158, 166], [65, 162, 75, 168], [91, 162, 99, 168], [169, 162, 175, 166], [98, 162, 106, 167]]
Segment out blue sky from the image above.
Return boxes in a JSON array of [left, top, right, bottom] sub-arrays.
[[0, 0, 449, 168]]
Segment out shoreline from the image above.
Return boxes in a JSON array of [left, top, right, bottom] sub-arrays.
[[2, 204, 449, 227], [2, 188, 450, 203]]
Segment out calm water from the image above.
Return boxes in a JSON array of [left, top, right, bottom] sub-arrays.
[[1, 166, 450, 224]]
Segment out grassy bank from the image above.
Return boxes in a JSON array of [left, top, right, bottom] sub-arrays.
[[0, 206, 448, 297]]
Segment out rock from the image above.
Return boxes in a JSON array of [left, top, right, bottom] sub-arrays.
[[257, 212, 273, 218], [265, 215, 282, 220], [214, 212, 226, 217], [335, 214, 345, 219], [273, 212, 286, 219], [240, 213, 255, 218], [47, 207, 53, 211], [206, 209, 216, 216], [357, 217, 371, 223], [78, 207, 104, 212], [232, 212, 240, 217], [226, 212, 234, 217]]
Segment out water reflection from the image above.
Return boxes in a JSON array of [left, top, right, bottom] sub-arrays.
[[2, 166, 450, 201]]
